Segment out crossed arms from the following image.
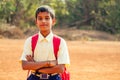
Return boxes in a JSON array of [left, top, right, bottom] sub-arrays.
[[21, 55, 65, 74]]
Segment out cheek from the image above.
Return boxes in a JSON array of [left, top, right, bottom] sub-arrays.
[[36, 22, 39, 27], [35, 22, 40, 29], [35, 20, 41, 26]]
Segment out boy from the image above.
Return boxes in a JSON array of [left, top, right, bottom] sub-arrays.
[[20, 5, 70, 80]]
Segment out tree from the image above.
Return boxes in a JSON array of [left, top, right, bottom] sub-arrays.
[[92, 0, 120, 33], [0, 0, 120, 34]]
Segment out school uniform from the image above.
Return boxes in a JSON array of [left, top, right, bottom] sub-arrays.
[[20, 31, 70, 80]]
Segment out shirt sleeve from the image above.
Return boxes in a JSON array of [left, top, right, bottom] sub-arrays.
[[57, 38, 70, 65], [20, 37, 32, 61]]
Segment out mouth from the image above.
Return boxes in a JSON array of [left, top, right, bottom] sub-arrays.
[[40, 24, 48, 27]]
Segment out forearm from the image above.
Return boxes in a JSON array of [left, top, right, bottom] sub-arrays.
[[38, 64, 65, 74], [22, 60, 48, 70], [22, 54, 58, 71]]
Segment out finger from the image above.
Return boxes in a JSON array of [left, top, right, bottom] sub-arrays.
[[26, 55, 32, 61], [26, 55, 34, 61]]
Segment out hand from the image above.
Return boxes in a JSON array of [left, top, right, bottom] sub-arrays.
[[26, 55, 34, 62], [48, 60, 57, 67]]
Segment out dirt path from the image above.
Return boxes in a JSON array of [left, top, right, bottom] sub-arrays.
[[0, 39, 120, 80]]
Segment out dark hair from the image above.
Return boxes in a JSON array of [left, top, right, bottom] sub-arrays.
[[35, 5, 55, 19]]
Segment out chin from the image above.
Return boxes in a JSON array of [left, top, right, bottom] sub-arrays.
[[40, 29, 50, 32]]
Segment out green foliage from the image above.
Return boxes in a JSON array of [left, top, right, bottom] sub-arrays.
[[91, 0, 120, 33], [0, 0, 15, 21], [0, 0, 120, 34]]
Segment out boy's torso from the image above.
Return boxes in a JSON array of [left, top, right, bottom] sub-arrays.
[[33, 37, 56, 62], [32, 31, 57, 62]]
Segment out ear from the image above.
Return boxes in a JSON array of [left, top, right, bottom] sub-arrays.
[[52, 18, 56, 26]]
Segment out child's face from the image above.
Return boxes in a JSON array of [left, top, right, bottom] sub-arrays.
[[35, 12, 55, 33]]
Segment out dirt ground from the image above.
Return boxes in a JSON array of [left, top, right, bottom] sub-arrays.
[[0, 39, 120, 80]]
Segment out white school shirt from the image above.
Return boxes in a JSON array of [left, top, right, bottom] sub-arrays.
[[20, 32, 70, 65]]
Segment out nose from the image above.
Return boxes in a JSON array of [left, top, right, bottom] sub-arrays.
[[41, 19, 46, 22]]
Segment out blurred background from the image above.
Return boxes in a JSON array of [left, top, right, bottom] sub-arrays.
[[0, 0, 120, 80], [0, 0, 120, 41]]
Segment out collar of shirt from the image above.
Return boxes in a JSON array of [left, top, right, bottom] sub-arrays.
[[38, 31, 53, 42]]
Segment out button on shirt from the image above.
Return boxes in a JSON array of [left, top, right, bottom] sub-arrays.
[[20, 32, 70, 65]]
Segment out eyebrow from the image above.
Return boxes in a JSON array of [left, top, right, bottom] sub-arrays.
[[37, 15, 50, 18]]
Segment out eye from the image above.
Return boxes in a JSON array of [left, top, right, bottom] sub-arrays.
[[38, 17, 42, 20], [45, 17, 50, 20]]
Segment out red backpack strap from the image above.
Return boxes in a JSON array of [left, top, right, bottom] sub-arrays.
[[27, 34, 38, 77], [31, 34, 61, 59], [53, 35, 61, 59], [31, 33, 39, 57]]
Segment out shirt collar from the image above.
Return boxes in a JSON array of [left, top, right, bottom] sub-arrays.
[[38, 31, 53, 42]]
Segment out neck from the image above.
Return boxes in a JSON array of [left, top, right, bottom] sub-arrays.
[[40, 30, 50, 37]]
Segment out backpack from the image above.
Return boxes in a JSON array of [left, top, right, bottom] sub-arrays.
[[31, 33, 70, 80]]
